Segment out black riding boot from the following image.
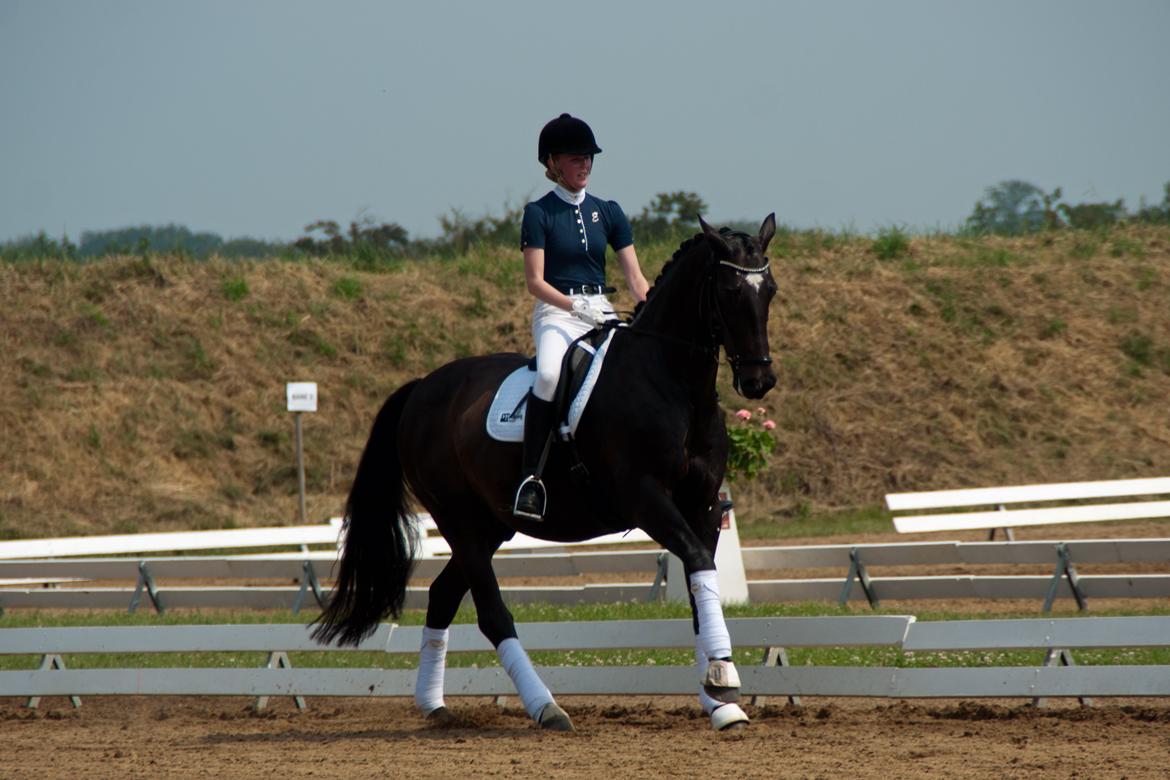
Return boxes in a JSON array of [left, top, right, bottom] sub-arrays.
[[513, 396, 557, 521]]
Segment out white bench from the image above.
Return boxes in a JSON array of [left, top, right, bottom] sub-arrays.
[[886, 477, 1170, 539], [0, 520, 345, 560]]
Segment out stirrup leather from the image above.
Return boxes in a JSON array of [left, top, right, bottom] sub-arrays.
[[512, 475, 547, 521]]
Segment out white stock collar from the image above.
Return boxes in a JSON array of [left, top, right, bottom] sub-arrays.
[[553, 185, 587, 206]]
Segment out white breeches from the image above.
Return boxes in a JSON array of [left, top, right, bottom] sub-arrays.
[[531, 294, 616, 402]]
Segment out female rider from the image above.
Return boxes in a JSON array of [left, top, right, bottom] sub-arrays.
[[513, 113, 650, 520]]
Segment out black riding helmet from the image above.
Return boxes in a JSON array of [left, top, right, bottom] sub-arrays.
[[538, 113, 602, 166]]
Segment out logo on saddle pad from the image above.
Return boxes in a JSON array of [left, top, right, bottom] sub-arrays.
[[486, 330, 616, 443]]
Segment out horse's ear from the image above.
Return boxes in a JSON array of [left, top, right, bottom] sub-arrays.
[[697, 214, 730, 257], [758, 213, 777, 254]]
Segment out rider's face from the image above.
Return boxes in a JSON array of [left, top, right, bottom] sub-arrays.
[[553, 153, 592, 191]]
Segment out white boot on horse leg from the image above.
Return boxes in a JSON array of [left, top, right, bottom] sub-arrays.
[[416, 626, 454, 724], [690, 570, 746, 716], [497, 637, 573, 731], [696, 643, 749, 731]]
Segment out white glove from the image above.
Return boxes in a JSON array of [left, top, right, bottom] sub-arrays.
[[570, 298, 605, 328]]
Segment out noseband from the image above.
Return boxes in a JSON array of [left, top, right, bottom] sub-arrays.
[[708, 258, 774, 377]]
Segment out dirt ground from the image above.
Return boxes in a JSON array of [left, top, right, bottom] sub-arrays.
[[4, 520, 1167, 778], [3, 695, 1169, 780]]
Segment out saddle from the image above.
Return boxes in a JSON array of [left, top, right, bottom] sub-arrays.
[[486, 327, 617, 444]]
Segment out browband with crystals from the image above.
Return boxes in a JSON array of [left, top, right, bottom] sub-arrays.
[[718, 259, 770, 274]]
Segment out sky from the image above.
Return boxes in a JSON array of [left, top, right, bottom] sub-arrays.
[[2, 0, 1169, 244]]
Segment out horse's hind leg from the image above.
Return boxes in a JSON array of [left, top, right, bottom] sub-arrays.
[[415, 559, 469, 722], [453, 536, 573, 731]]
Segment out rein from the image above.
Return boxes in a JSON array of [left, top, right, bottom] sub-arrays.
[[606, 318, 717, 359]]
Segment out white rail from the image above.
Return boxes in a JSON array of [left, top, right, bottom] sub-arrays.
[[3, 616, 1169, 701]]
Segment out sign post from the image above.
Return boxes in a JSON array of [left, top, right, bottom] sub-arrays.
[[286, 382, 318, 525]]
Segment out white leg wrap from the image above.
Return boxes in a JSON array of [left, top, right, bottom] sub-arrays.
[[414, 626, 448, 714], [497, 637, 554, 720], [690, 569, 732, 661]]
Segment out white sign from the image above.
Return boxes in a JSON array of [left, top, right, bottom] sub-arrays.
[[286, 382, 318, 412]]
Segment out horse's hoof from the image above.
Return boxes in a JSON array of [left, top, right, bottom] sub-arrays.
[[537, 702, 574, 731], [710, 703, 749, 732], [424, 706, 456, 727]]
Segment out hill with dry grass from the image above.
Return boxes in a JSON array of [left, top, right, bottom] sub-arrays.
[[2, 225, 1169, 539]]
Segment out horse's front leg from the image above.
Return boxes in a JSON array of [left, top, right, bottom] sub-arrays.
[[633, 477, 749, 731], [453, 545, 573, 731], [683, 498, 753, 734]]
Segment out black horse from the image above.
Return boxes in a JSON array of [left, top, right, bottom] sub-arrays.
[[313, 214, 778, 731]]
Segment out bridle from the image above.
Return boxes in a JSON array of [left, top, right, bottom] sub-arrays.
[[617, 239, 775, 382], [707, 257, 774, 384]]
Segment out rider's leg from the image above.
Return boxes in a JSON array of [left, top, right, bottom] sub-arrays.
[[513, 395, 557, 519], [513, 302, 585, 520]]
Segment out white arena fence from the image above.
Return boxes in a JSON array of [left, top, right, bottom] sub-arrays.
[[887, 477, 1170, 538], [2, 532, 1168, 614], [3, 616, 1169, 708]]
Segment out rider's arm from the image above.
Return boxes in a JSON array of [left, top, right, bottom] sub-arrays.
[[524, 247, 574, 310], [614, 244, 649, 303]]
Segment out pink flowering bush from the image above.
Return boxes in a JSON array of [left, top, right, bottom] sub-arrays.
[[726, 408, 777, 481]]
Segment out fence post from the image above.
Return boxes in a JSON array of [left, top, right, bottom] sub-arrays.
[[26, 654, 82, 709]]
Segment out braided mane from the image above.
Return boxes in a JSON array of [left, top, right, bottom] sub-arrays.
[[632, 233, 705, 319], [631, 228, 752, 319]]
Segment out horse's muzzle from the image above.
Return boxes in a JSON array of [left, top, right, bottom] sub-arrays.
[[733, 368, 776, 399]]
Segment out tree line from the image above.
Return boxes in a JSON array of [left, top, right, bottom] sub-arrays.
[[965, 179, 1170, 235], [0, 191, 710, 263], [4, 182, 1169, 262]]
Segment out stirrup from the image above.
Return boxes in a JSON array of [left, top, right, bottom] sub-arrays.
[[512, 475, 547, 521]]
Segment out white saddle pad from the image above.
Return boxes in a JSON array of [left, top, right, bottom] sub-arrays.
[[486, 330, 617, 443]]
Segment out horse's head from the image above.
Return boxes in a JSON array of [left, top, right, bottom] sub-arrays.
[[699, 213, 778, 399]]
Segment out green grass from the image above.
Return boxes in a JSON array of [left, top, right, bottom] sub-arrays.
[[871, 225, 911, 261], [739, 504, 891, 540], [4, 603, 1167, 672], [287, 327, 337, 359], [221, 275, 249, 301], [331, 276, 363, 299]]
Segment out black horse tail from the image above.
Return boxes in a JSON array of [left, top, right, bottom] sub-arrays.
[[311, 379, 422, 646]]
